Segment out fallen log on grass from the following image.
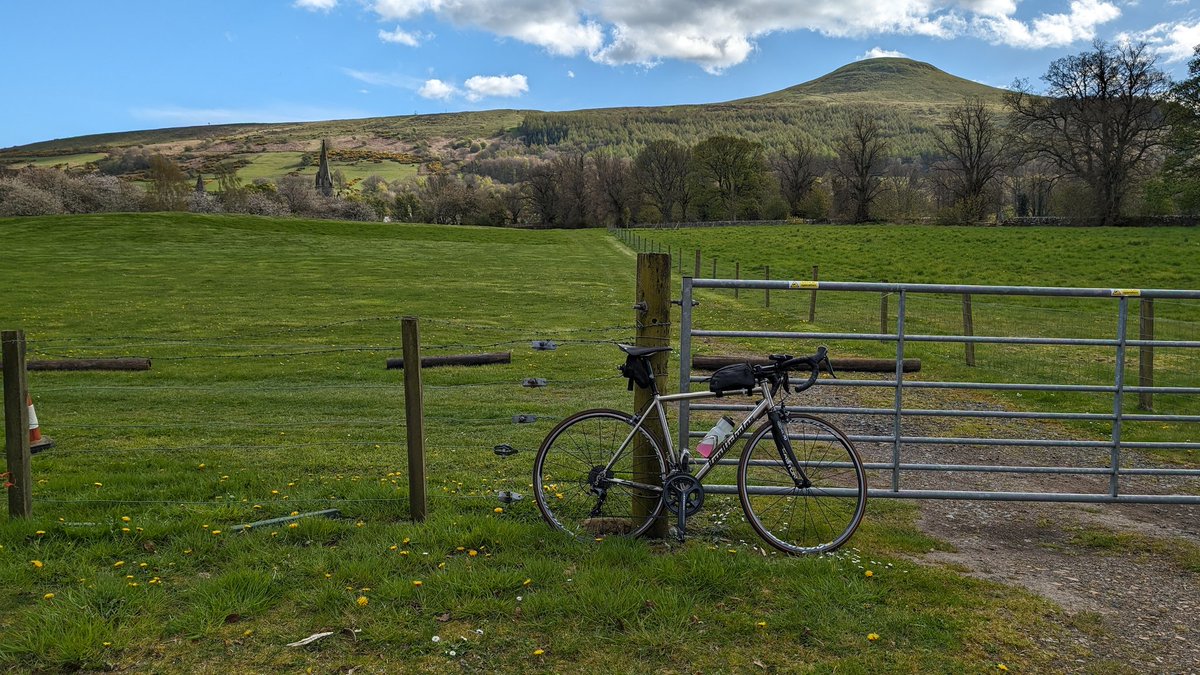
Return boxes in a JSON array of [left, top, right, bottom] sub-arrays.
[[0, 357, 153, 372], [386, 352, 511, 370], [692, 355, 919, 373]]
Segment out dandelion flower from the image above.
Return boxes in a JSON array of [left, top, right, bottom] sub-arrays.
[[243, 629, 253, 637], [438, 562, 446, 569], [997, 665, 1008, 672], [413, 580, 423, 587], [756, 621, 767, 629], [211, 530, 222, 536], [290, 511, 299, 517], [31, 560, 43, 568], [389, 545, 398, 551], [494, 507, 504, 514], [865, 570, 874, 577], [94, 482, 103, 488], [121, 527, 131, 533], [197, 463, 205, 469], [533, 648, 545, 656], [523, 579, 532, 586], [113, 561, 125, 568], [357, 596, 369, 607], [403, 537, 411, 544], [468, 549, 478, 557], [288, 523, 298, 529], [868, 633, 879, 641], [43, 593, 54, 600]]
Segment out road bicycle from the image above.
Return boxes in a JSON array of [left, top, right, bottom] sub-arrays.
[[533, 344, 867, 555]]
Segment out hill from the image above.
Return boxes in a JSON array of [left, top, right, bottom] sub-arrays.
[[0, 58, 1009, 181]]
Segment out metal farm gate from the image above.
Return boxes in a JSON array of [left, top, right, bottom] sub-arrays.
[[677, 277, 1200, 504]]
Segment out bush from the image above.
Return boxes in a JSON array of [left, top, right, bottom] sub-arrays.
[[241, 193, 290, 217], [187, 192, 223, 214], [0, 178, 65, 216]]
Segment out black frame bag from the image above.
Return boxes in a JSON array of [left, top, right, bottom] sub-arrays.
[[708, 363, 755, 395]]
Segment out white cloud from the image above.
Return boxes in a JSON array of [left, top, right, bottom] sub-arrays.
[[418, 78, 458, 100], [858, 47, 909, 60], [378, 26, 426, 46], [342, 68, 422, 88], [464, 74, 529, 100], [351, 0, 1124, 72], [1119, 21, 1200, 63], [567, 69, 576, 78], [977, 0, 1120, 48], [294, 0, 337, 11], [130, 103, 364, 125]]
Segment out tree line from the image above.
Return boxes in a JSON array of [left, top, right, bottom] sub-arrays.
[[3, 41, 1198, 226]]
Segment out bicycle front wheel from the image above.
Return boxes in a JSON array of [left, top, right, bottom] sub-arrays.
[[533, 409, 668, 539], [738, 413, 866, 555]]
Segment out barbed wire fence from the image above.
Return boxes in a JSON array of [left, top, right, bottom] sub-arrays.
[[3, 316, 651, 522]]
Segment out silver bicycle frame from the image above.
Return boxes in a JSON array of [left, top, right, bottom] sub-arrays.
[[602, 386, 776, 492]]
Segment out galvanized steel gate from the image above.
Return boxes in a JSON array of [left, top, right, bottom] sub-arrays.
[[677, 277, 1200, 504]]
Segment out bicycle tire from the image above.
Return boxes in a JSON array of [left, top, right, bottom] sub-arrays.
[[737, 413, 866, 555], [533, 409, 668, 539]]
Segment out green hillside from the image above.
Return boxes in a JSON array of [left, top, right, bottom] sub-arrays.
[[0, 58, 1009, 177]]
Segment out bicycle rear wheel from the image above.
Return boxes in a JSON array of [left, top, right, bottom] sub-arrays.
[[737, 413, 866, 555], [533, 409, 668, 539]]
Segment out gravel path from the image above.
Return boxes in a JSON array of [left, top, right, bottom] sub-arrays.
[[804, 381, 1200, 673]]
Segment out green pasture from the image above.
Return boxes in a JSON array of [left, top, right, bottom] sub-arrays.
[[0, 214, 1186, 672], [227, 151, 418, 187], [0, 153, 108, 170], [627, 225, 1200, 454]]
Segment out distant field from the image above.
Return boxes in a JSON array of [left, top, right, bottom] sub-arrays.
[[229, 151, 419, 186], [0, 214, 1068, 672], [1, 153, 107, 169], [631, 224, 1200, 452]]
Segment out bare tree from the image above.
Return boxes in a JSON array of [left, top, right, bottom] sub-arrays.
[[524, 162, 560, 225], [833, 110, 889, 223], [633, 139, 690, 222], [146, 155, 189, 211], [553, 150, 589, 227], [590, 151, 635, 226], [933, 97, 1009, 221], [771, 138, 819, 216], [1006, 41, 1170, 226]]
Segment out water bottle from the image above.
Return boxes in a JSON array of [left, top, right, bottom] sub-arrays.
[[695, 416, 735, 458]]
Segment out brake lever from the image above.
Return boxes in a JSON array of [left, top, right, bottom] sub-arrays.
[[822, 354, 837, 379]]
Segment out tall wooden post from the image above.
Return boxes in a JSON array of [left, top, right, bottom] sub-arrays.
[[764, 265, 770, 308], [808, 265, 818, 322], [401, 318, 427, 522], [711, 258, 716, 278], [2, 330, 32, 518], [1139, 298, 1155, 411], [694, 249, 701, 278], [734, 262, 740, 299], [962, 294, 976, 367], [633, 253, 670, 538]]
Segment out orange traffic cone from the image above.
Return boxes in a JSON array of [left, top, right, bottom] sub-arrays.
[[27, 394, 54, 454]]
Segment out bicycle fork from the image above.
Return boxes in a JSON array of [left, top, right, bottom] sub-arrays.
[[767, 409, 811, 489]]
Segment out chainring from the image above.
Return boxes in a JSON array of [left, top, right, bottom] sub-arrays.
[[663, 473, 705, 517]]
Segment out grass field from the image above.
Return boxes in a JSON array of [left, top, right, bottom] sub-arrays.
[[626, 225, 1200, 454], [229, 151, 419, 186], [1, 214, 1183, 672], [0, 153, 108, 170]]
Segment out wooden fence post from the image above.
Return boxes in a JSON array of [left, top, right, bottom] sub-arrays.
[[711, 258, 716, 278], [962, 294, 976, 367], [2, 330, 32, 518], [634, 254, 671, 538], [764, 265, 770, 308], [734, 262, 740, 299], [1139, 298, 1154, 411], [694, 249, 701, 278], [808, 265, 818, 322], [401, 318, 427, 522]]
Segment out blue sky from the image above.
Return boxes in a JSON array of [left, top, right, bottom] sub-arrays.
[[2, 0, 1198, 148]]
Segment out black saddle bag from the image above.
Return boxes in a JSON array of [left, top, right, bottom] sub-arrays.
[[708, 363, 755, 395], [620, 355, 654, 390]]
